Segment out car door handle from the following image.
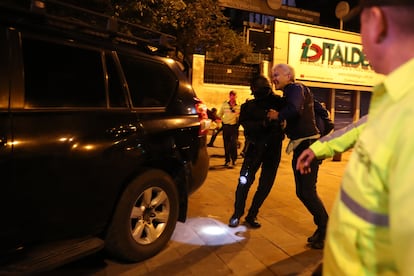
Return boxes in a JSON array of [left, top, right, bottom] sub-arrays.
[[107, 124, 142, 138], [0, 136, 6, 147]]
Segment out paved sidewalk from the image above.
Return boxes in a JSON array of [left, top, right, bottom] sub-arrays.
[[60, 134, 350, 275], [167, 135, 348, 276]]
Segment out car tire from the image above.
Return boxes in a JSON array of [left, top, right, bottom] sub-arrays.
[[105, 169, 179, 262]]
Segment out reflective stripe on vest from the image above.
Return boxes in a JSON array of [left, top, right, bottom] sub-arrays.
[[340, 187, 389, 227]]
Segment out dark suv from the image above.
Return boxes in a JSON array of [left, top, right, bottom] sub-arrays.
[[0, 0, 209, 273]]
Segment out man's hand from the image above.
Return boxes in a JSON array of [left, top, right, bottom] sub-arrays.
[[296, 148, 316, 174], [267, 109, 279, 120]]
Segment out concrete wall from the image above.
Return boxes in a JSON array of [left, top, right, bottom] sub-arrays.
[[192, 54, 254, 110]]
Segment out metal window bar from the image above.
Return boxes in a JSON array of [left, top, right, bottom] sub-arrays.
[[204, 63, 259, 86]]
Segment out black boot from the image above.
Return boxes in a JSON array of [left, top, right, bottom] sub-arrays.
[[307, 228, 322, 243], [308, 228, 325, 249], [228, 215, 240, 227], [245, 217, 261, 228]]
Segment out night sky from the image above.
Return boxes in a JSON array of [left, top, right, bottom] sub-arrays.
[[295, 0, 360, 32]]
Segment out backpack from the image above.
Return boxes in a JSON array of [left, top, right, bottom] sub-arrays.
[[314, 100, 334, 136]]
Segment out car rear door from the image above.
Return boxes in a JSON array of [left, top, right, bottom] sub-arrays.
[[5, 30, 144, 243]]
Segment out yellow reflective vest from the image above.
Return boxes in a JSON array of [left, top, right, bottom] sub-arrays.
[[310, 58, 414, 275]]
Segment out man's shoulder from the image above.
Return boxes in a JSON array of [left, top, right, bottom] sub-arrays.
[[285, 82, 305, 97], [267, 92, 286, 106], [242, 98, 254, 106], [288, 82, 304, 89], [268, 92, 283, 99]]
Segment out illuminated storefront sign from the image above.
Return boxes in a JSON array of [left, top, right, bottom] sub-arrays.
[[288, 33, 384, 86]]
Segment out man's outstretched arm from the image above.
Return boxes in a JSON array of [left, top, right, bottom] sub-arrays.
[[296, 116, 368, 174]]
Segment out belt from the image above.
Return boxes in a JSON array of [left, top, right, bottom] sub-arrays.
[[286, 134, 320, 154]]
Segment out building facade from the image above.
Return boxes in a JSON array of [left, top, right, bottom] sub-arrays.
[[192, 17, 383, 129]]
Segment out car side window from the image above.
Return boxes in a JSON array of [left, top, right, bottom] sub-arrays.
[[22, 37, 106, 108], [119, 55, 177, 107]]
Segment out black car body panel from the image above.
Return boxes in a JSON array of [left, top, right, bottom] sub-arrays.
[[0, 0, 209, 270]]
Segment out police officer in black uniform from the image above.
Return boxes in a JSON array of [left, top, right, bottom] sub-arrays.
[[229, 75, 286, 228]]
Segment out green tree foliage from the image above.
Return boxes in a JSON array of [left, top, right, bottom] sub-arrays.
[[208, 26, 253, 64], [61, 0, 252, 64]]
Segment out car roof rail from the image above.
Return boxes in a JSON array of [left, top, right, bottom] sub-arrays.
[[0, 0, 177, 56]]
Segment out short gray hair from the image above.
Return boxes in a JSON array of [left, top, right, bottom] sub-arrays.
[[273, 63, 296, 82]]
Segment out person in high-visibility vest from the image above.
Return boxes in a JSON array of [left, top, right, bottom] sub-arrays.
[[296, 0, 414, 274]]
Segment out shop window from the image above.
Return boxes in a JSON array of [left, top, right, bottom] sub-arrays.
[[311, 87, 331, 110], [334, 90, 353, 129], [360, 91, 372, 117]]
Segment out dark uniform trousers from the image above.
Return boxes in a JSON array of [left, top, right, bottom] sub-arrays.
[[292, 139, 328, 230], [233, 137, 282, 219], [222, 123, 239, 164]]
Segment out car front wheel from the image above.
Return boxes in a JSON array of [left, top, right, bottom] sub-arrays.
[[105, 169, 179, 262]]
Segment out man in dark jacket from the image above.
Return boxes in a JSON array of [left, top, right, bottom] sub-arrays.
[[228, 75, 285, 228], [269, 63, 328, 249]]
